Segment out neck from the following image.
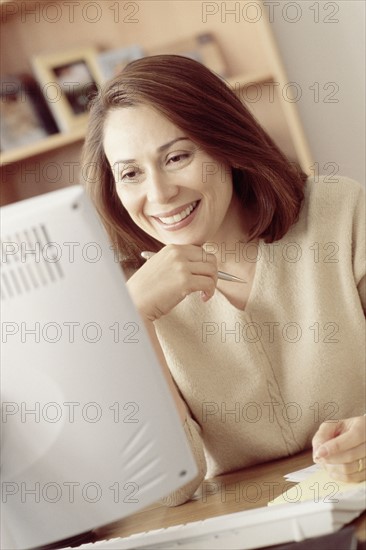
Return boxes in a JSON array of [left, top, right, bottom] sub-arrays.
[[203, 194, 259, 270]]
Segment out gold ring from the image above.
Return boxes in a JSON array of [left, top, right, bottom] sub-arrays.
[[358, 458, 364, 472]]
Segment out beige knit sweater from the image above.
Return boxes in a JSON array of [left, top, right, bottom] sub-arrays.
[[154, 176, 366, 506]]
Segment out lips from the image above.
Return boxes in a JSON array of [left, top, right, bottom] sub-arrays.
[[148, 200, 201, 232], [153, 201, 199, 225]]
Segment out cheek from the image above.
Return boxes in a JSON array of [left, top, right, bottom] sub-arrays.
[[207, 172, 233, 205], [202, 159, 232, 187], [116, 188, 137, 213], [116, 191, 147, 227]]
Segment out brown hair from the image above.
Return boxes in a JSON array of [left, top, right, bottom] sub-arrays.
[[82, 54, 307, 270]]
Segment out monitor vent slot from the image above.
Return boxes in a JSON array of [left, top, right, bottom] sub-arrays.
[[1, 224, 64, 300]]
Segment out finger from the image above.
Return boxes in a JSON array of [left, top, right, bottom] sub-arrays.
[[190, 261, 218, 281], [166, 244, 216, 264], [321, 457, 366, 483], [317, 442, 366, 465], [195, 250, 218, 267], [200, 291, 211, 302], [162, 246, 218, 274], [328, 470, 366, 483], [312, 420, 343, 454], [200, 245, 219, 262], [161, 244, 207, 264], [314, 426, 363, 459], [182, 275, 217, 299]]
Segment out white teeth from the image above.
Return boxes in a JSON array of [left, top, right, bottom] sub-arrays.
[[157, 201, 197, 225]]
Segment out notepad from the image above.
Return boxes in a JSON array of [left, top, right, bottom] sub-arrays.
[[268, 467, 366, 506]]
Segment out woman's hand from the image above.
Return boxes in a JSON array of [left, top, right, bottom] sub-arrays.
[[126, 244, 218, 321], [312, 416, 366, 482]]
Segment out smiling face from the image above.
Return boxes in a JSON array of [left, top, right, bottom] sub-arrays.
[[103, 104, 237, 247]]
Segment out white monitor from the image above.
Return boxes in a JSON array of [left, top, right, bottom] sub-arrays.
[[0, 186, 197, 550]]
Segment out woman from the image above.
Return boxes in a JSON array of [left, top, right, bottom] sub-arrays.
[[82, 55, 365, 505]]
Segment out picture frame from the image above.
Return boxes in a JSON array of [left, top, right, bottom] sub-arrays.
[[0, 74, 58, 152], [31, 47, 105, 133], [97, 45, 145, 83]]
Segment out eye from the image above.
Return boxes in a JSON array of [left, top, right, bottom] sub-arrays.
[[166, 152, 192, 167], [168, 153, 188, 163], [122, 169, 137, 180], [119, 164, 141, 184]]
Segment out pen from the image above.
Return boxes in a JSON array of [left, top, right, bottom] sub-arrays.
[[140, 251, 247, 283]]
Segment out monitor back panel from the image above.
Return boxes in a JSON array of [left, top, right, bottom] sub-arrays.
[[1, 186, 197, 549]]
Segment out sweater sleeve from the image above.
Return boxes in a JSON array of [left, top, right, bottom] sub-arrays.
[[352, 182, 366, 315], [160, 415, 207, 507]]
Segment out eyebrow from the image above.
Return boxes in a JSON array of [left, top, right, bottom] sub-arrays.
[[112, 137, 191, 167]]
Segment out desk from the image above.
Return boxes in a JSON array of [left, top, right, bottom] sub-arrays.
[[95, 450, 366, 544]]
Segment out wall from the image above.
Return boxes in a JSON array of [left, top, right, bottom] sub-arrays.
[[0, 0, 302, 204], [267, 0, 365, 185], [2, 0, 364, 205]]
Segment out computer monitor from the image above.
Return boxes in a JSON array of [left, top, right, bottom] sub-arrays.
[[0, 186, 197, 550]]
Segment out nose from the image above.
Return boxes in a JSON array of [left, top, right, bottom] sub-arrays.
[[146, 168, 179, 204]]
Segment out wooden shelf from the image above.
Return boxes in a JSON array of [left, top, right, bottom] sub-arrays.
[[0, 126, 86, 166], [1, 0, 313, 209], [1, 0, 47, 6], [0, 71, 273, 167], [226, 71, 273, 87]]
